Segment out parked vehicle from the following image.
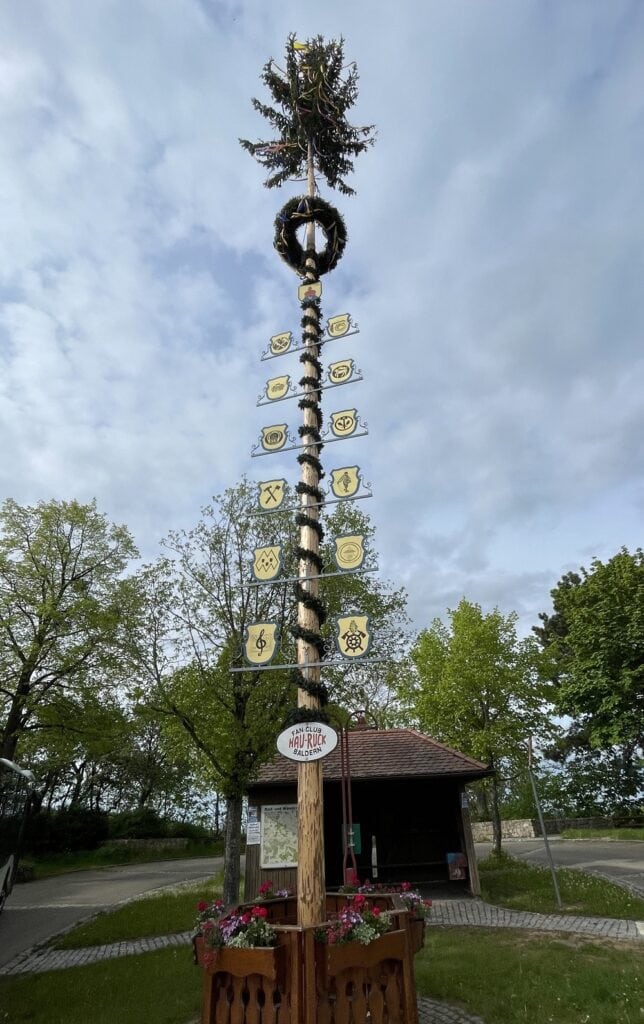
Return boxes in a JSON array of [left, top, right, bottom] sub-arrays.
[[0, 758, 35, 912]]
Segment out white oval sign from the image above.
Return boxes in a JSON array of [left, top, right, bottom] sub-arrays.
[[276, 722, 338, 762]]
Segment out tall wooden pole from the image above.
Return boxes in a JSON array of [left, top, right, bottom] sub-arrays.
[[296, 140, 326, 928]]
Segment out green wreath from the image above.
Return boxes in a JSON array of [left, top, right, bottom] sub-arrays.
[[274, 196, 347, 276]]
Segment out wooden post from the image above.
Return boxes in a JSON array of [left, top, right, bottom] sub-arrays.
[[297, 141, 326, 928]]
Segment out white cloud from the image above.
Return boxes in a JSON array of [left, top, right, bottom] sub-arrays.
[[0, 0, 642, 635]]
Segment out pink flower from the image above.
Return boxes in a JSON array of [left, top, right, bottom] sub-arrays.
[[353, 893, 366, 908], [242, 912, 252, 925], [372, 906, 381, 917], [401, 881, 411, 892]]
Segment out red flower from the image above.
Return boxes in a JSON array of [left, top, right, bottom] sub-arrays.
[[401, 881, 411, 892], [252, 905, 268, 918], [372, 906, 381, 916], [258, 881, 273, 896], [197, 900, 209, 912], [242, 912, 252, 924], [353, 893, 366, 908]]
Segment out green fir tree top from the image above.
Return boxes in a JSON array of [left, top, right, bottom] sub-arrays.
[[240, 34, 376, 195]]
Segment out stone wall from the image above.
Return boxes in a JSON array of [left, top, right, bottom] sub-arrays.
[[471, 815, 615, 841]]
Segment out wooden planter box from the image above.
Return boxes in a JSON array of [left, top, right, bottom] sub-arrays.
[[194, 897, 418, 1024], [315, 928, 417, 1024]]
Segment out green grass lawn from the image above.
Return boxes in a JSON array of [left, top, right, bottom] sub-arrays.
[[560, 827, 644, 842], [479, 851, 644, 919], [0, 947, 201, 1024], [53, 874, 223, 948], [416, 927, 643, 1024]]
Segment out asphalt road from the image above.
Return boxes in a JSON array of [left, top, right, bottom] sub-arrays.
[[0, 856, 222, 969], [475, 838, 644, 897]]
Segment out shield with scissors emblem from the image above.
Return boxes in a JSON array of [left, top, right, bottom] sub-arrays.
[[269, 332, 292, 356], [244, 622, 279, 666], [330, 409, 357, 438], [252, 545, 283, 582], [330, 466, 361, 499], [258, 479, 287, 511], [335, 614, 371, 659], [328, 359, 354, 385], [327, 313, 350, 337], [265, 375, 291, 400], [333, 535, 365, 572], [261, 424, 288, 452]]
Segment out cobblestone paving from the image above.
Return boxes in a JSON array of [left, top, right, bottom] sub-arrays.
[[428, 898, 643, 941]]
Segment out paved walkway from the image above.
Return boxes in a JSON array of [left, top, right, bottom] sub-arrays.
[[1, 900, 641, 1024]]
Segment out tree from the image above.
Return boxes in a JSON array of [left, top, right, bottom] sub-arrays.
[[534, 548, 644, 788], [240, 34, 376, 195], [0, 498, 139, 764], [407, 600, 552, 853], [130, 480, 295, 904]]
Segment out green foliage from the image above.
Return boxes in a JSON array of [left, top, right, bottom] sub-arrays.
[[0, 498, 139, 764], [25, 806, 109, 855], [407, 600, 553, 849], [408, 600, 551, 766], [240, 34, 375, 194], [535, 548, 644, 807]]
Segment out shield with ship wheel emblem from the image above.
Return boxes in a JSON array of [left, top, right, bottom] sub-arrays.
[[252, 545, 283, 582], [261, 424, 288, 452], [335, 615, 371, 659], [330, 409, 357, 438], [258, 479, 287, 511], [333, 535, 365, 572], [244, 622, 279, 666]]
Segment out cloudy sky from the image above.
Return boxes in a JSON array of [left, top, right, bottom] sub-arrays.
[[1, 0, 642, 635]]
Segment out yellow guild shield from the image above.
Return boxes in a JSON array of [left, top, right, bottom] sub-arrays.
[[265, 375, 290, 400], [270, 332, 292, 356], [261, 424, 287, 452], [328, 359, 354, 385], [333, 535, 365, 572], [330, 409, 357, 438], [336, 615, 371, 659], [327, 313, 350, 337], [252, 545, 283, 582], [258, 479, 287, 510], [244, 622, 279, 666], [298, 281, 322, 301], [330, 466, 361, 498]]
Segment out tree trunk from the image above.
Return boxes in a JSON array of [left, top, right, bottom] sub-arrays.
[[490, 773, 503, 855], [222, 794, 243, 905]]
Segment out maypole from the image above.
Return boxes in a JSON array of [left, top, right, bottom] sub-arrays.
[[241, 34, 375, 930]]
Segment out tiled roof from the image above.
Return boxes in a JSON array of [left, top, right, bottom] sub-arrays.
[[250, 728, 491, 787]]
